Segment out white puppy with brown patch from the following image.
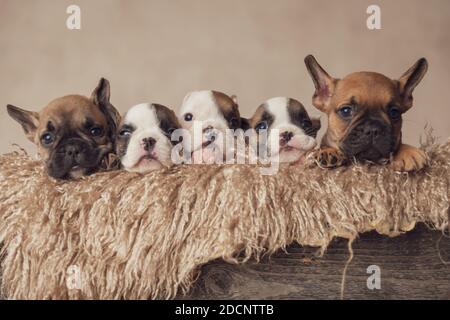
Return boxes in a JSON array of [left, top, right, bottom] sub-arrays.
[[249, 97, 320, 164], [116, 103, 181, 172], [178, 90, 249, 164]]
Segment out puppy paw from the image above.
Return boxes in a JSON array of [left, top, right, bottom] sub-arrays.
[[392, 144, 428, 172], [314, 147, 347, 168]]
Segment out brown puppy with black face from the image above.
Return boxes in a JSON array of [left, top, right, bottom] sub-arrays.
[[304, 55, 428, 172], [7, 78, 120, 179]]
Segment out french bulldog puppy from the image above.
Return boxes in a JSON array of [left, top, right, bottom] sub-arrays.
[[304, 55, 428, 172], [7, 78, 120, 179], [116, 103, 181, 172], [249, 97, 320, 164], [178, 90, 249, 164]]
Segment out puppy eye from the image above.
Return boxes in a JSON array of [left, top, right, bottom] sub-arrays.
[[184, 113, 193, 121], [388, 106, 401, 120], [302, 118, 312, 128], [255, 121, 268, 132], [337, 105, 354, 119], [229, 117, 239, 128], [119, 129, 132, 137], [41, 132, 55, 145], [90, 126, 104, 137]]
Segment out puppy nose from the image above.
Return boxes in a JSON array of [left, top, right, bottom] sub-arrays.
[[363, 124, 380, 138], [64, 145, 80, 158], [203, 126, 217, 141], [203, 126, 214, 133], [142, 137, 156, 151], [281, 131, 294, 142]]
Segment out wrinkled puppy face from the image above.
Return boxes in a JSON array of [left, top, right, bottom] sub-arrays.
[[116, 103, 181, 172], [327, 74, 398, 162], [305, 55, 428, 162], [178, 90, 245, 160], [6, 78, 120, 179], [250, 97, 320, 163]]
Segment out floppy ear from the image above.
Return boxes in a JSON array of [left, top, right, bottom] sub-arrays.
[[304, 55, 337, 112], [398, 58, 428, 110], [91, 78, 121, 139], [7, 104, 40, 142], [240, 117, 251, 131]]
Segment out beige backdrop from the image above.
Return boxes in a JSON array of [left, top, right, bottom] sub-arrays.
[[1, 0, 449, 153]]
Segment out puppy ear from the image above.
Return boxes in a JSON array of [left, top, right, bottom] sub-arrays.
[[182, 92, 192, 106], [91, 77, 111, 106], [7, 104, 39, 142], [304, 55, 336, 112], [398, 58, 428, 110], [311, 117, 321, 132], [91, 78, 121, 139], [240, 117, 250, 131], [231, 95, 238, 105]]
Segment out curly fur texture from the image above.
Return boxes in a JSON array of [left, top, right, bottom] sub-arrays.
[[0, 138, 448, 299]]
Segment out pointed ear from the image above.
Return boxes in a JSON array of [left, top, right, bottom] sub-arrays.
[[304, 55, 337, 112], [91, 78, 121, 138], [7, 104, 40, 142], [398, 58, 428, 110], [231, 94, 238, 105], [91, 77, 111, 106]]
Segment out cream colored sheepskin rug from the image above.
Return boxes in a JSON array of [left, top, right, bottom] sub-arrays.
[[0, 139, 448, 299]]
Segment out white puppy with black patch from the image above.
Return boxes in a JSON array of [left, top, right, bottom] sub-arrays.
[[116, 103, 181, 172], [249, 97, 320, 164], [178, 90, 249, 164]]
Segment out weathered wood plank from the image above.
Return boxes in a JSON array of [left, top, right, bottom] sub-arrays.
[[182, 224, 450, 300], [0, 224, 448, 300]]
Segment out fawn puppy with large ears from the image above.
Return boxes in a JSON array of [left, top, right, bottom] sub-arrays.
[[304, 55, 428, 172], [7, 78, 121, 179]]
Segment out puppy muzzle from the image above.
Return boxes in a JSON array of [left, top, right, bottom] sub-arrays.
[[189, 124, 227, 153], [47, 138, 106, 179], [341, 119, 394, 162]]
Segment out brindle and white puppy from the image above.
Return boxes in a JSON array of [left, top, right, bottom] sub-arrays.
[[178, 90, 249, 164], [249, 97, 320, 163], [116, 103, 181, 172], [7, 78, 120, 179]]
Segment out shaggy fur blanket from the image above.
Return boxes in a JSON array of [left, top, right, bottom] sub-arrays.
[[0, 138, 448, 299]]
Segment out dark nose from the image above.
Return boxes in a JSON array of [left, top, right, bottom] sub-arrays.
[[203, 126, 213, 133], [363, 123, 381, 138], [203, 126, 216, 141], [142, 137, 156, 151], [281, 131, 294, 142], [64, 145, 80, 158]]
